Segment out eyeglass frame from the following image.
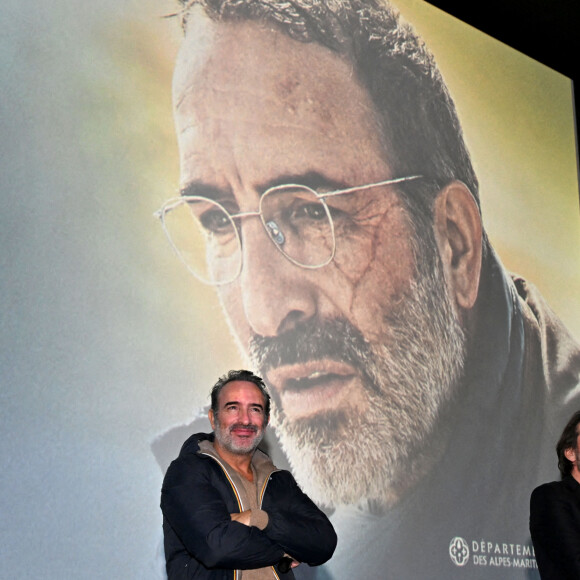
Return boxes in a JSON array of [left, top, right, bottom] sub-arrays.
[[154, 174, 423, 286]]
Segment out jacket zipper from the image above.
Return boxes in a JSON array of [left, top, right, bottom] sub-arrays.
[[200, 453, 282, 579]]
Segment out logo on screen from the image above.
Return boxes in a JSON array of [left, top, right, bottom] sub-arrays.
[[449, 537, 469, 566]]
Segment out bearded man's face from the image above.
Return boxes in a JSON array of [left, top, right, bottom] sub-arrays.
[[173, 18, 466, 506]]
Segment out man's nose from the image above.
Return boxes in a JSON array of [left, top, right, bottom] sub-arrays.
[[239, 218, 317, 337], [238, 406, 250, 424]]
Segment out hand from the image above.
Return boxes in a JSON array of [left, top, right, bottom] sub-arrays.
[[230, 510, 252, 526], [278, 555, 301, 572]]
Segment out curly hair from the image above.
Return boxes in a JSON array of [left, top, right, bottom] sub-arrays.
[[556, 410, 580, 478], [210, 369, 271, 419]]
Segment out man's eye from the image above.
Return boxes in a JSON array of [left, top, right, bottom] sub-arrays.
[[291, 203, 327, 221], [198, 209, 234, 234]]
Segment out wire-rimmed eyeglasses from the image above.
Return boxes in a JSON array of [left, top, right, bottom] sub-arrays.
[[154, 175, 422, 286]]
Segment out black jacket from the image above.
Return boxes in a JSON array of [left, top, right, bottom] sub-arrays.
[[530, 475, 580, 579], [161, 433, 337, 579]]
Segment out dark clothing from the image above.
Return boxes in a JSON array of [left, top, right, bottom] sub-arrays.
[[161, 432, 337, 580], [530, 476, 580, 579]]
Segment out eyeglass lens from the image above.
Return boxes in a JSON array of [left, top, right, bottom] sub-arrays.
[[161, 185, 335, 285]]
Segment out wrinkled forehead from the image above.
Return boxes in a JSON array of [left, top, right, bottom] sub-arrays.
[[172, 12, 390, 189], [173, 9, 320, 83], [172, 12, 380, 134]]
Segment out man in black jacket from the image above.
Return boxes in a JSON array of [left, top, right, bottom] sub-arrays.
[[161, 370, 337, 579], [530, 411, 580, 579]]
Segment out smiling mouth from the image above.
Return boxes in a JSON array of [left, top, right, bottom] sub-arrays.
[[230, 426, 258, 438], [267, 361, 359, 420]]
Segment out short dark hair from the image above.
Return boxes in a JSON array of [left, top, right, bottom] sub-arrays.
[[556, 410, 580, 477], [210, 369, 271, 419], [176, 0, 491, 263]]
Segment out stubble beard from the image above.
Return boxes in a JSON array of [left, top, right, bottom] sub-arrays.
[[250, 235, 466, 508], [213, 417, 265, 456]]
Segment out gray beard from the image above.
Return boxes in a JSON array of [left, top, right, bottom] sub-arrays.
[[213, 418, 265, 456], [250, 243, 466, 508]]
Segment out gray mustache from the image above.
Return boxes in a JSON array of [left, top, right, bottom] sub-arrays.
[[229, 423, 258, 433], [249, 317, 372, 376]]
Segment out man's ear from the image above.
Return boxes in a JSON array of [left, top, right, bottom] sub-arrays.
[[432, 181, 483, 311], [565, 446, 577, 463], [208, 408, 216, 430]]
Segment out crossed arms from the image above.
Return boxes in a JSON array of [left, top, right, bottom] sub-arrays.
[[161, 455, 337, 574]]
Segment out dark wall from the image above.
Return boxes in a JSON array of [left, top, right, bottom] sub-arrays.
[[426, 0, 578, 133]]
